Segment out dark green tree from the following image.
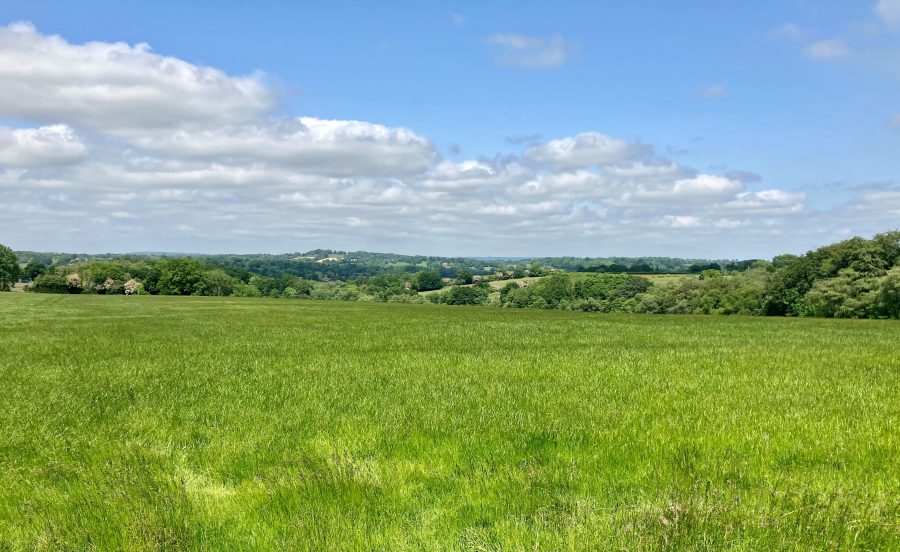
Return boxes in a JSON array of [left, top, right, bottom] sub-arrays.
[[155, 258, 211, 295], [414, 270, 444, 291], [23, 261, 48, 281], [0, 243, 20, 291]]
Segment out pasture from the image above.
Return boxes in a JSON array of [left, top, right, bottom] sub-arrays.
[[0, 294, 898, 550]]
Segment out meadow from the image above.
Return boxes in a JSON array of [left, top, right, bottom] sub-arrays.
[[1, 294, 898, 550]]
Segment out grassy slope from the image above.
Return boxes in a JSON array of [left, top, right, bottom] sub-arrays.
[[0, 294, 898, 550], [420, 272, 695, 296]]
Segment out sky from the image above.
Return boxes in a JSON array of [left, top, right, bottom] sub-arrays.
[[0, 0, 898, 259]]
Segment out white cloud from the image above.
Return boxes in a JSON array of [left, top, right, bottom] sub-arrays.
[[803, 38, 850, 61], [889, 113, 900, 128], [487, 34, 570, 68], [131, 118, 436, 177], [726, 189, 805, 214], [661, 215, 701, 228], [0, 124, 86, 167], [524, 132, 648, 170], [0, 22, 891, 259], [0, 22, 275, 134], [876, 0, 900, 28], [672, 175, 743, 197]]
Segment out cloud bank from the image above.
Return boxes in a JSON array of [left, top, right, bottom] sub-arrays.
[[0, 22, 894, 258]]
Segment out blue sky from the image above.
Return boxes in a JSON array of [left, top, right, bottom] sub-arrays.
[[0, 1, 898, 257]]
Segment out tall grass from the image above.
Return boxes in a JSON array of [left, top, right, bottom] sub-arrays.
[[1, 294, 898, 550]]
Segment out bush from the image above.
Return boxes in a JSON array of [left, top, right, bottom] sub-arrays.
[[444, 285, 489, 305], [30, 272, 69, 294], [414, 270, 444, 292], [231, 283, 262, 297]]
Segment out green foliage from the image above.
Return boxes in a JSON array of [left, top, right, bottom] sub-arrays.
[[413, 270, 443, 291], [365, 274, 412, 300], [231, 283, 262, 297], [432, 284, 490, 305], [22, 261, 48, 281], [699, 269, 723, 280], [0, 243, 20, 291], [527, 260, 544, 276], [29, 272, 69, 294], [764, 231, 900, 315], [15, 230, 900, 318], [455, 268, 474, 285], [204, 269, 236, 297], [151, 258, 212, 296], [874, 266, 900, 319]]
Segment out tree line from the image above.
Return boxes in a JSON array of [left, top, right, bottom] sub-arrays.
[[1, 231, 898, 319]]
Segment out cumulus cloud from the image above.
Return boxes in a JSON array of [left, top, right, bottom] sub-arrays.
[[0, 22, 275, 135], [0, 125, 86, 167], [0, 21, 891, 258], [672, 175, 742, 197], [487, 34, 570, 68], [523, 132, 649, 170], [725, 190, 805, 214], [131, 118, 437, 177], [661, 215, 701, 228], [803, 38, 850, 61]]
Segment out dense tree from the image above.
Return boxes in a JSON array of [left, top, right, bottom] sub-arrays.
[[153, 258, 211, 296], [0, 243, 20, 291], [874, 267, 900, 319], [455, 269, 474, 285], [414, 270, 443, 292], [22, 261, 48, 281], [441, 285, 489, 305], [527, 261, 544, 277], [205, 269, 236, 297]]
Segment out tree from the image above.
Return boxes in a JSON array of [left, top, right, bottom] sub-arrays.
[[23, 261, 48, 281], [456, 268, 474, 285], [873, 266, 900, 319], [443, 285, 489, 305], [499, 282, 520, 303], [231, 283, 262, 297], [204, 269, 235, 296], [414, 270, 443, 292], [155, 258, 210, 295], [0, 243, 20, 291]]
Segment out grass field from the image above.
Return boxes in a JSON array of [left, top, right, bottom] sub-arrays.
[[1, 294, 899, 550], [419, 272, 695, 296]]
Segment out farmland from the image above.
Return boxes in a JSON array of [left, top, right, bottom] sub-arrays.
[[1, 294, 899, 550]]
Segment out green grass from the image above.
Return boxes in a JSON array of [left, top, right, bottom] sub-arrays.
[[420, 272, 696, 296], [1, 294, 898, 550]]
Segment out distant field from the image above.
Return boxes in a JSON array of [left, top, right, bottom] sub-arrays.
[[421, 272, 695, 296], [1, 294, 898, 550]]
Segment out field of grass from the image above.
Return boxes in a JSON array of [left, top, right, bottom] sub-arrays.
[[1, 294, 899, 550], [420, 272, 694, 296]]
